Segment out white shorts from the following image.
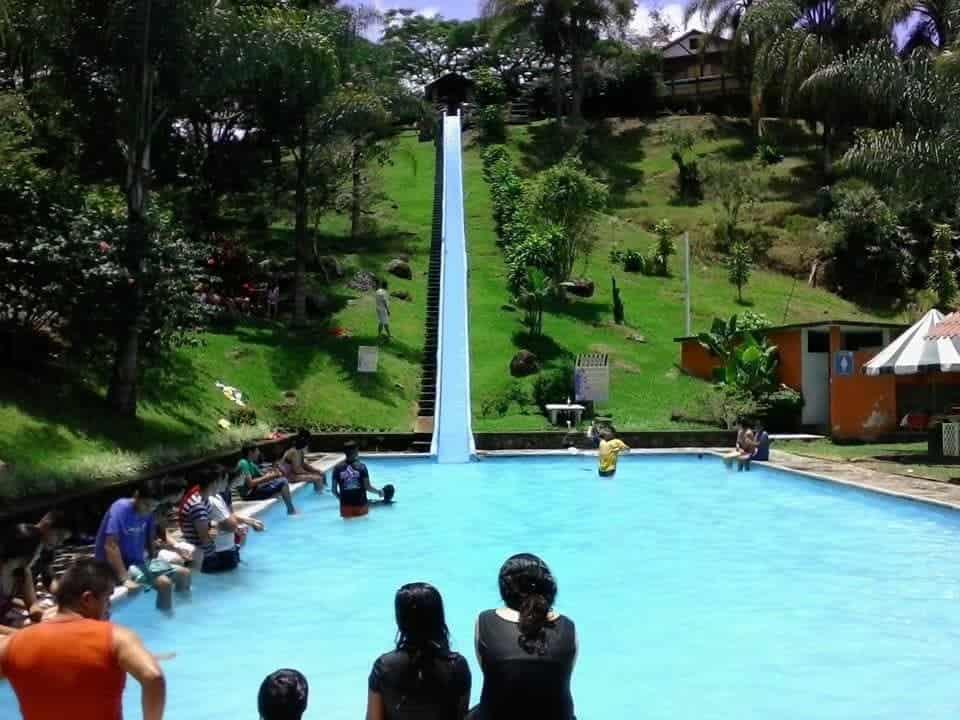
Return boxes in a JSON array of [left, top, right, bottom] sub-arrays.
[[377, 308, 389, 325], [157, 541, 195, 565]]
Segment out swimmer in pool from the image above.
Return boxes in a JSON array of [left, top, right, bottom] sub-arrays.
[[597, 428, 630, 477], [722, 420, 756, 471], [331, 442, 382, 518]]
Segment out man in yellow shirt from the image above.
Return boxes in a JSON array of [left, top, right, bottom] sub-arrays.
[[598, 429, 630, 477]]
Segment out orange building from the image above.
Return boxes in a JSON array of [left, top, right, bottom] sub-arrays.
[[671, 321, 960, 439]]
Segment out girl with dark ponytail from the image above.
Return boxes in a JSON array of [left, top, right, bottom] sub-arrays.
[[367, 582, 471, 720], [468, 554, 578, 720]]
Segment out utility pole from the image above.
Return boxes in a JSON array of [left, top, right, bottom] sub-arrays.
[[684, 232, 691, 336]]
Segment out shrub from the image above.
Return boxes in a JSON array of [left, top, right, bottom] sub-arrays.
[[228, 406, 258, 426], [928, 224, 958, 310], [651, 219, 676, 276], [623, 249, 647, 273], [528, 157, 608, 282], [703, 386, 765, 430], [825, 185, 912, 299], [505, 226, 561, 295], [755, 141, 783, 165], [481, 382, 530, 418], [476, 104, 506, 144], [532, 366, 575, 410], [761, 387, 803, 432]]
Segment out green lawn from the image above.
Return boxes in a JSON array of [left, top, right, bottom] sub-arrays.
[[467, 117, 902, 431], [0, 131, 434, 498], [777, 440, 958, 484]]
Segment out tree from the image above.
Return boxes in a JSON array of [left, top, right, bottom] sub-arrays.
[[885, 0, 959, 53], [529, 157, 608, 282], [803, 39, 960, 213], [651, 218, 676, 276], [646, 7, 677, 46], [35, 0, 211, 414], [739, 0, 887, 171], [929, 224, 958, 310], [221, 6, 340, 326], [728, 235, 753, 302], [521, 267, 552, 336], [706, 159, 760, 250], [381, 12, 481, 87], [684, 0, 757, 40], [483, 0, 633, 124]]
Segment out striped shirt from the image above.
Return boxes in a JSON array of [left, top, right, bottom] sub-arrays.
[[179, 492, 214, 557]]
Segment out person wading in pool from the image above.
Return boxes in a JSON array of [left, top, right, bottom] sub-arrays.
[[259, 668, 309, 720], [0, 559, 166, 720], [332, 441, 383, 518], [597, 428, 630, 477]]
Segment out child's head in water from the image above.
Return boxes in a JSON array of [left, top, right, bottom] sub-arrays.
[[381, 484, 395, 503]]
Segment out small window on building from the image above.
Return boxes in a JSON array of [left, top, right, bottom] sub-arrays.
[[843, 331, 884, 352], [807, 331, 830, 353], [689, 37, 700, 50]]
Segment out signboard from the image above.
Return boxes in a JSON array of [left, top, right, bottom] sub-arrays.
[[574, 353, 610, 403], [834, 350, 854, 377], [357, 346, 379, 373]]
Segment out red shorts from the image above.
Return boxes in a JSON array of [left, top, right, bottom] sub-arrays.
[[340, 504, 369, 519]]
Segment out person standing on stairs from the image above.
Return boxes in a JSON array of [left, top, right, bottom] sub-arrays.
[[376, 280, 391, 340]]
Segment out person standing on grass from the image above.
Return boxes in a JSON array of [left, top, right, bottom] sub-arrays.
[[0, 559, 166, 720], [259, 668, 309, 720], [94, 479, 191, 612], [267, 284, 280, 320], [237, 443, 298, 514], [332, 441, 382, 519], [376, 279, 391, 340]]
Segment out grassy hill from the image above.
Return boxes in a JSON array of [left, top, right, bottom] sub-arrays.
[[0, 131, 434, 497], [467, 116, 904, 431]]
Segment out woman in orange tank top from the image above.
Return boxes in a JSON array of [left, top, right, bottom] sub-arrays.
[[0, 559, 166, 720]]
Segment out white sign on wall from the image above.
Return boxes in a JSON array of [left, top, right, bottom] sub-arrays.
[[357, 346, 379, 373]]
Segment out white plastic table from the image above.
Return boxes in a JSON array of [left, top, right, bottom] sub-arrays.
[[545, 403, 586, 425]]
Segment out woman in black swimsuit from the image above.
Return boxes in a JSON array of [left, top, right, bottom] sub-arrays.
[[367, 582, 471, 720], [468, 554, 577, 720]]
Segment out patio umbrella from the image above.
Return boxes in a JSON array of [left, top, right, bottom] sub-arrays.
[[863, 309, 958, 375]]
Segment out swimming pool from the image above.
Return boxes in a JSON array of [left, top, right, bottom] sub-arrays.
[[2, 455, 959, 719]]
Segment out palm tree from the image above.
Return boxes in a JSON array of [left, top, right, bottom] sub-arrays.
[[739, 0, 887, 170], [483, 0, 631, 124], [683, 0, 757, 39], [803, 38, 960, 214], [483, 0, 569, 121], [885, 0, 959, 53]]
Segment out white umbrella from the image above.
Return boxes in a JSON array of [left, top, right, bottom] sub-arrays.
[[863, 309, 960, 375]]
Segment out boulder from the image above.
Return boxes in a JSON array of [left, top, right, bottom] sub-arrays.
[[391, 290, 412, 302], [561, 279, 595, 298], [386, 259, 413, 279], [510, 350, 541, 377], [347, 270, 378, 292]]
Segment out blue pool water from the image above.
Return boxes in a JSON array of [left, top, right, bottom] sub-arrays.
[[2, 456, 959, 719]]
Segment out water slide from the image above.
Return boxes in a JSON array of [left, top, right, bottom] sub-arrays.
[[433, 111, 476, 463]]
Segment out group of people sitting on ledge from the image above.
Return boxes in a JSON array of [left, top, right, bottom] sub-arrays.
[[722, 419, 771, 470], [0, 432, 395, 622], [0, 553, 575, 720]]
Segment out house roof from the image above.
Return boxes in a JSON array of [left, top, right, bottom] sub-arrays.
[[673, 320, 908, 343], [926, 312, 960, 338], [423, 73, 475, 94], [659, 29, 731, 55]]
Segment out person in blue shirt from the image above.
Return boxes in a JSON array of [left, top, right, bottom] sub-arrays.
[[94, 478, 191, 611]]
